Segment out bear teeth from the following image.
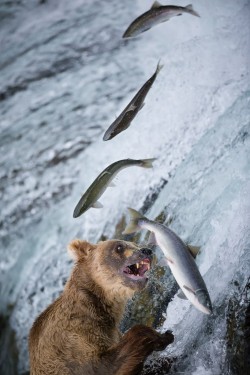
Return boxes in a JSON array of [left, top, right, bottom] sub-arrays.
[[124, 260, 150, 277]]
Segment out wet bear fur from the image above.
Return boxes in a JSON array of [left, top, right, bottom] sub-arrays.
[[29, 239, 174, 375]]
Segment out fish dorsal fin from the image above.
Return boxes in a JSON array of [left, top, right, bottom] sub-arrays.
[[186, 4, 193, 11], [92, 201, 103, 209], [151, 1, 162, 10], [187, 245, 200, 258]]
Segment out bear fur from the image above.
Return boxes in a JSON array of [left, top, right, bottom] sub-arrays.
[[29, 239, 174, 375]]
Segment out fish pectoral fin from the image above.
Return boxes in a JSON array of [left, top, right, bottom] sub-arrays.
[[177, 289, 188, 300], [151, 1, 162, 9], [183, 285, 196, 295], [166, 257, 174, 264], [125, 104, 137, 113], [108, 181, 116, 187], [187, 245, 200, 258], [92, 201, 103, 209], [142, 26, 152, 33]]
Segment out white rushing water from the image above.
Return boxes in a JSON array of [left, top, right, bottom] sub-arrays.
[[0, 0, 249, 374]]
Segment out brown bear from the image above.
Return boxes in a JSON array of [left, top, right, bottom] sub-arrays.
[[29, 239, 174, 375]]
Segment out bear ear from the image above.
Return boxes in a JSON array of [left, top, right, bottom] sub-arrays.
[[67, 239, 96, 261]]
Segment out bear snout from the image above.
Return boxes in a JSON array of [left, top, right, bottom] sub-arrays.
[[140, 247, 152, 257]]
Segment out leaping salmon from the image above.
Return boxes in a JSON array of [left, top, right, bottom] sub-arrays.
[[103, 62, 163, 141], [123, 208, 212, 315], [73, 159, 156, 218], [123, 2, 200, 39]]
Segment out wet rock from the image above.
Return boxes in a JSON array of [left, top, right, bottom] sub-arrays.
[[142, 356, 176, 375], [121, 264, 178, 332], [140, 178, 168, 214], [224, 278, 250, 374], [0, 313, 18, 375]]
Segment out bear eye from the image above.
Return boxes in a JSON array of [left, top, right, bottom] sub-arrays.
[[116, 244, 124, 253]]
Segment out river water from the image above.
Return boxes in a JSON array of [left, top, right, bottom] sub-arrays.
[[0, 0, 249, 374]]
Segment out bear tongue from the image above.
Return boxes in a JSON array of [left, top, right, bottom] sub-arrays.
[[123, 259, 150, 278]]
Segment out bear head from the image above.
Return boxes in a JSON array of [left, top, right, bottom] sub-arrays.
[[68, 239, 152, 299]]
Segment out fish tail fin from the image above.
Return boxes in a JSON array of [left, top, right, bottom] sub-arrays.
[[122, 208, 147, 234], [156, 60, 164, 75], [185, 4, 200, 17], [140, 158, 157, 168]]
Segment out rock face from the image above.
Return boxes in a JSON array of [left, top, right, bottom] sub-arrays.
[[224, 279, 250, 374], [0, 0, 250, 375]]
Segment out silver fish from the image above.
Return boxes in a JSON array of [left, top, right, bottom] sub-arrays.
[[123, 2, 200, 38], [73, 159, 156, 218], [123, 208, 212, 315], [103, 61, 163, 141]]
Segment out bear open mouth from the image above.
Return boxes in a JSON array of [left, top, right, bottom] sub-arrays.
[[123, 258, 151, 280]]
